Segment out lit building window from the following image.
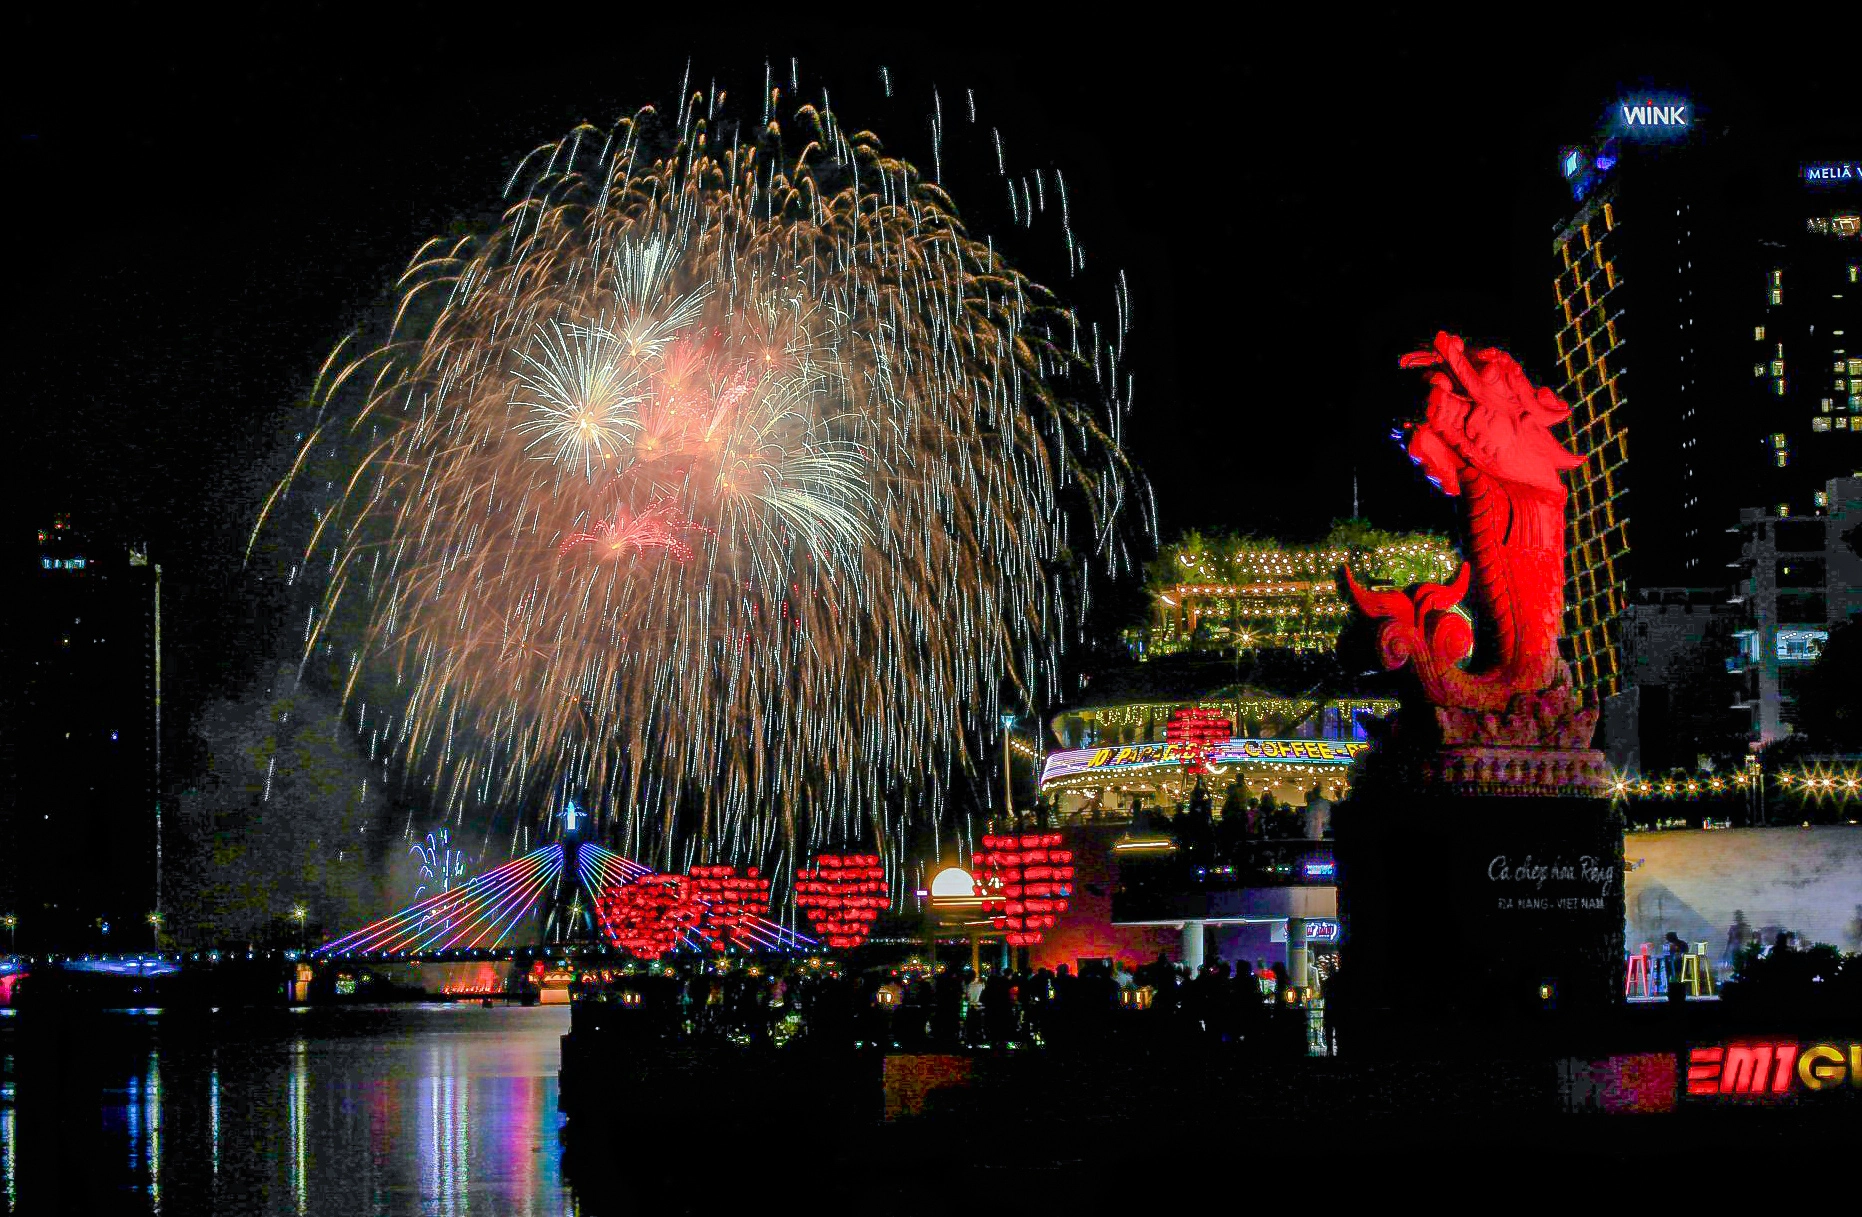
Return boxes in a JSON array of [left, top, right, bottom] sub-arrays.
[[1823, 398, 1835, 413], [1771, 432, 1788, 449], [1770, 289, 1783, 306], [1771, 359, 1785, 376], [1754, 325, 1765, 340], [1772, 269, 1783, 286], [1775, 379, 1787, 396], [1776, 630, 1827, 662], [1813, 416, 1831, 432], [1775, 452, 1789, 467], [1849, 359, 1862, 375], [1755, 364, 1767, 377], [1837, 418, 1850, 430]]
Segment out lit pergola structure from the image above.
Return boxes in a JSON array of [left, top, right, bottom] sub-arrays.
[[925, 863, 998, 973]]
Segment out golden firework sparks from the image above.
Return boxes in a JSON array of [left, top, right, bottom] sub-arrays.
[[255, 82, 1145, 875]]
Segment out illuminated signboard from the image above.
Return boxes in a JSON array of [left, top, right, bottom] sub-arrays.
[[1040, 738, 1371, 785], [1304, 919, 1342, 943], [1686, 1042, 1861, 1096], [1614, 95, 1690, 135], [1803, 161, 1858, 186], [1776, 629, 1827, 663], [1301, 858, 1337, 880], [1561, 147, 1584, 179]]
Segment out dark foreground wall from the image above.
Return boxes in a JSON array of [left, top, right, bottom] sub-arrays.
[[1335, 792, 1626, 1051]]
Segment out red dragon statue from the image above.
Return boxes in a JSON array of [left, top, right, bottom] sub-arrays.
[[1344, 332, 1602, 793]]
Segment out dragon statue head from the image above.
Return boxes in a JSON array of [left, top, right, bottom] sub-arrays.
[[1399, 332, 1581, 499]]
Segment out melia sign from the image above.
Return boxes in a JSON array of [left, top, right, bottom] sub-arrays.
[[1803, 161, 1858, 186]]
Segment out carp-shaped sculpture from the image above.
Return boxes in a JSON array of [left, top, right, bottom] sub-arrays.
[[1345, 332, 1599, 762]]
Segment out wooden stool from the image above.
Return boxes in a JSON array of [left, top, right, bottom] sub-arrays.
[[1625, 943, 1652, 998], [1692, 942, 1716, 995]]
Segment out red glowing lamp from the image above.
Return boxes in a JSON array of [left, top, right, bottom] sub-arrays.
[[685, 865, 772, 950], [594, 876, 705, 958], [975, 833, 1074, 946], [1165, 707, 1232, 775], [795, 853, 888, 949]]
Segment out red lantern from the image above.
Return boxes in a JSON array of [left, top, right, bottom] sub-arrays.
[[974, 833, 1074, 946], [685, 865, 773, 950], [594, 876, 704, 958], [1165, 707, 1232, 775], [795, 853, 888, 949]]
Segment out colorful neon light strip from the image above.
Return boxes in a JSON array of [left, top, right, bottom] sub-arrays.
[[318, 845, 559, 955], [318, 840, 816, 956]]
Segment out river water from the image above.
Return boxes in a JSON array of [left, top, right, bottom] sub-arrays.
[[0, 1004, 579, 1216]]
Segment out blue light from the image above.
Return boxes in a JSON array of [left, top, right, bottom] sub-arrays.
[[63, 958, 180, 977], [1803, 161, 1858, 186], [1561, 149, 1583, 178], [1613, 95, 1692, 139]]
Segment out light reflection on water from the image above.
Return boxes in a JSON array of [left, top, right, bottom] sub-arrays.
[[2, 1053, 15, 1211], [0, 1004, 580, 1215]]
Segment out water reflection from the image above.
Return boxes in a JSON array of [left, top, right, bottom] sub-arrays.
[[147, 1050, 164, 1214], [290, 1037, 309, 1215], [210, 1060, 220, 1179], [0, 1004, 579, 1215], [423, 1047, 470, 1214], [2, 1050, 15, 1210]]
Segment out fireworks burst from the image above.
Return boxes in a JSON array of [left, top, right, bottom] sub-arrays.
[[255, 75, 1145, 877], [410, 828, 466, 902]]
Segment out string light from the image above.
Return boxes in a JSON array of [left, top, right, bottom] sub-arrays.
[[1607, 764, 1860, 805]]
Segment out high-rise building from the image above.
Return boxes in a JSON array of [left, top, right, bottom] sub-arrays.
[[1728, 476, 1862, 742], [1549, 95, 1744, 713], [1, 516, 162, 949], [1746, 162, 1861, 514]]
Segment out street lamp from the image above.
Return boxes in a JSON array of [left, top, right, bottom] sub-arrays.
[[291, 905, 309, 953], [146, 910, 163, 949], [1000, 713, 1018, 827], [2, 913, 16, 952]]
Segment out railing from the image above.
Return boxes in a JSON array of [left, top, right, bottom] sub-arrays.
[[1116, 838, 1336, 891]]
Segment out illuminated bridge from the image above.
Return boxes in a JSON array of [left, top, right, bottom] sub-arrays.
[[0, 842, 814, 1002], [314, 840, 812, 961]]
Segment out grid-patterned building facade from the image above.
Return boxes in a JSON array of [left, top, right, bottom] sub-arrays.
[[1549, 130, 1738, 713], [1552, 191, 1631, 699]]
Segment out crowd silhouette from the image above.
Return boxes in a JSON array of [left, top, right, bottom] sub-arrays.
[[577, 952, 1326, 1058]]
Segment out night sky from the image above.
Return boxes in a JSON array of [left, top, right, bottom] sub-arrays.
[[12, 9, 1856, 714]]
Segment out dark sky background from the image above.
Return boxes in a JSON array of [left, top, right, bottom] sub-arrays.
[[10, 8, 1855, 723]]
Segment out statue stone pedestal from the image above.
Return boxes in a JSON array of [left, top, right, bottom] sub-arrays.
[[1334, 775, 1624, 1054]]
